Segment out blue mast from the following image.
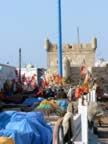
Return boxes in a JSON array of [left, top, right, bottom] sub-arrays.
[[57, 0, 62, 77]]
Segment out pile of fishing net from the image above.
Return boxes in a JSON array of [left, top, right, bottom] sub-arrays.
[[35, 100, 65, 116], [0, 137, 14, 144]]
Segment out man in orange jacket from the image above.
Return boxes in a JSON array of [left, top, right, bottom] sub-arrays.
[[75, 85, 82, 99]]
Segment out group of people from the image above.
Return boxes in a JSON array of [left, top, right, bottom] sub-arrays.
[[0, 71, 104, 105], [67, 77, 104, 103]]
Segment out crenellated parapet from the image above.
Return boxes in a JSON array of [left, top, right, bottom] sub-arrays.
[[44, 37, 97, 52], [45, 37, 97, 71]]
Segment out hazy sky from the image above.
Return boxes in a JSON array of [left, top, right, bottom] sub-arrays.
[[0, 0, 108, 68]]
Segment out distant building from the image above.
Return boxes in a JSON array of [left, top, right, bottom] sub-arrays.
[[44, 37, 97, 72]]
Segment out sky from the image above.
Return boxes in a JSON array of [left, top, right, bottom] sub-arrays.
[[0, 0, 108, 68]]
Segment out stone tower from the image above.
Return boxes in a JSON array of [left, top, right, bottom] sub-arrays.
[[44, 38, 97, 72]]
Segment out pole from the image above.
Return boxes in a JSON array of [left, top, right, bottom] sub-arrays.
[[77, 27, 80, 48], [19, 48, 21, 82], [57, 0, 62, 77]]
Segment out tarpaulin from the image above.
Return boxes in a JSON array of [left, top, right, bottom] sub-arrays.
[[56, 100, 68, 111], [0, 111, 52, 144], [0, 129, 38, 144], [23, 97, 44, 106], [0, 111, 16, 129]]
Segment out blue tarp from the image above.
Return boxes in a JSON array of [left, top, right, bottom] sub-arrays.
[[56, 100, 68, 111], [0, 111, 52, 144], [23, 97, 44, 106], [0, 111, 16, 129]]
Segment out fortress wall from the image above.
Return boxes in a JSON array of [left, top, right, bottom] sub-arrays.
[[45, 38, 97, 69]]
